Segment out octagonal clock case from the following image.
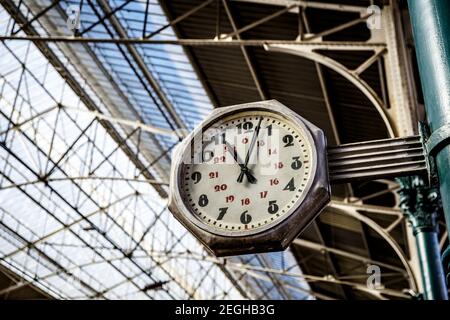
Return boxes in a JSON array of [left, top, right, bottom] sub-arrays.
[[168, 100, 331, 257]]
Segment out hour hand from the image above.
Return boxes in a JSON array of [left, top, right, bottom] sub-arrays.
[[224, 141, 257, 184], [224, 141, 244, 168]]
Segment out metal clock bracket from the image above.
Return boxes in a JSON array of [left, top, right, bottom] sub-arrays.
[[168, 99, 443, 257], [328, 122, 439, 186]]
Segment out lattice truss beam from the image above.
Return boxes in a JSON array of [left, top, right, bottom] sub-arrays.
[[0, 0, 419, 137], [0, 39, 241, 300], [0, 0, 245, 300], [0, 0, 439, 299], [0, 0, 318, 300]]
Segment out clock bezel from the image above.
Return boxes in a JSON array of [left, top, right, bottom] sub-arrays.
[[170, 101, 318, 237]]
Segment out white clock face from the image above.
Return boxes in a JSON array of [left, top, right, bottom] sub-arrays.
[[179, 110, 316, 236]]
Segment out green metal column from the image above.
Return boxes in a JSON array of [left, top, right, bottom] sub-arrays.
[[398, 177, 448, 300], [408, 0, 450, 293], [415, 232, 446, 299]]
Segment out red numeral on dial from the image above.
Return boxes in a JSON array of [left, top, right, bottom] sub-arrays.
[[241, 198, 251, 206], [274, 162, 283, 169], [209, 171, 218, 179], [226, 195, 235, 203], [214, 184, 227, 192], [213, 156, 225, 164]]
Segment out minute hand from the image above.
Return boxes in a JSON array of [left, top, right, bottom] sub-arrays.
[[237, 117, 263, 183]]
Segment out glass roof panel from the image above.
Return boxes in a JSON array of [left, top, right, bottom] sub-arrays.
[[0, 1, 312, 300]]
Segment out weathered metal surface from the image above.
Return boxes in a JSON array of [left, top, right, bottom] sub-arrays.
[[328, 136, 427, 183]]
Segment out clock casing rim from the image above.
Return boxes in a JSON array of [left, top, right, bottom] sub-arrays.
[[168, 100, 331, 256]]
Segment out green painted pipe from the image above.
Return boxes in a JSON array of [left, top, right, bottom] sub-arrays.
[[397, 177, 448, 299], [408, 0, 450, 299], [415, 231, 448, 299]]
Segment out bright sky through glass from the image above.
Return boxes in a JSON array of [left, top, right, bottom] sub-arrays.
[[0, 0, 311, 300]]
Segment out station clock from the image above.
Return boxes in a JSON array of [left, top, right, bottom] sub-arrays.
[[169, 100, 330, 256]]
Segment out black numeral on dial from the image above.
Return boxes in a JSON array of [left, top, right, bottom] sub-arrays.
[[237, 121, 253, 134], [283, 178, 295, 191], [191, 171, 201, 184], [283, 134, 294, 147], [218, 207, 228, 220], [212, 132, 226, 145], [291, 156, 302, 170], [240, 210, 252, 224], [198, 194, 209, 207], [202, 150, 214, 162], [268, 200, 279, 214]]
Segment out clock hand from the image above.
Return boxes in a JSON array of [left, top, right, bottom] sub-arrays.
[[237, 117, 263, 184], [239, 166, 257, 184], [224, 141, 257, 183], [224, 141, 244, 167]]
